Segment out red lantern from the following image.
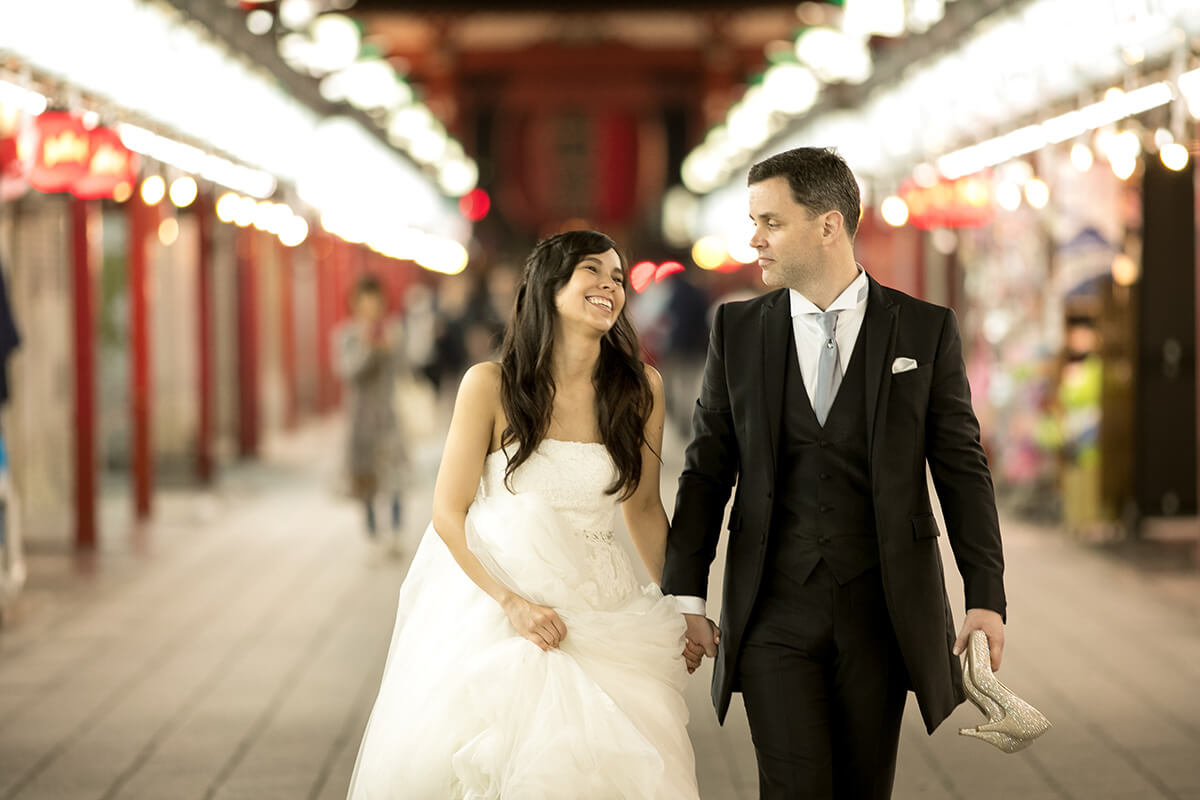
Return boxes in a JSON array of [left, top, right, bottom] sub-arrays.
[[30, 112, 89, 193], [73, 126, 138, 200]]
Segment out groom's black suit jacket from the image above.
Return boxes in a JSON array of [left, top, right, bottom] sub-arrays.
[[663, 275, 1006, 733]]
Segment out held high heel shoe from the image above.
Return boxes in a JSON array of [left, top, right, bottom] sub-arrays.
[[959, 630, 1051, 753]]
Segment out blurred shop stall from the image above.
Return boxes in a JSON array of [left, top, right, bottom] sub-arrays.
[[671, 0, 1200, 537], [0, 0, 476, 575]]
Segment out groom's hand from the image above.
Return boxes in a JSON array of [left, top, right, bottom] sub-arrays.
[[683, 614, 720, 673], [953, 608, 1004, 671]]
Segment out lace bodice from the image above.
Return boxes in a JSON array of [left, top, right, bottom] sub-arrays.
[[479, 439, 637, 608], [481, 439, 620, 539]]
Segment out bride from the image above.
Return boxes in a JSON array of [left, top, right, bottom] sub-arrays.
[[347, 230, 701, 799]]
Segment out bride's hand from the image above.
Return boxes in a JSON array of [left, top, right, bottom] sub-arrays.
[[502, 595, 568, 651]]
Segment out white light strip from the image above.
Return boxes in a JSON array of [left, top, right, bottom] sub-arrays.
[[117, 124, 277, 199], [0, 79, 47, 115], [937, 81, 1173, 178]]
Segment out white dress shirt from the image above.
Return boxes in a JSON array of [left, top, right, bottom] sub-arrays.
[[674, 269, 870, 617]]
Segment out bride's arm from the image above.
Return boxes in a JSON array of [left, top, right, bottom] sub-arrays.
[[622, 366, 670, 584], [430, 363, 519, 608]]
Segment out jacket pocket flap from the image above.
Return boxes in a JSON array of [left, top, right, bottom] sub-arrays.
[[912, 514, 940, 539]]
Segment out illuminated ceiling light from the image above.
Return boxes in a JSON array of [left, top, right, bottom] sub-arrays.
[[762, 64, 820, 115], [438, 158, 479, 197], [727, 89, 774, 150], [907, 0, 946, 33], [692, 235, 728, 270], [246, 9, 274, 36], [1154, 127, 1174, 149], [1178, 67, 1200, 119], [169, 176, 198, 208], [842, 0, 906, 39], [342, 59, 410, 110], [995, 182, 1021, 211], [1161, 142, 1189, 171], [1111, 156, 1137, 180], [1024, 178, 1049, 209], [410, 125, 449, 164], [140, 175, 166, 206], [158, 217, 180, 246], [113, 182, 133, 204], [880, 195, 909, 227], [387, 105, 434, 145], [233, 196, 256, 227], [416, 238, 468, 275], [1070, 142, 1094, 171], [216, 192, 241, 223], [726, 238, 758, 265], [1112, 253, 1139, 286], [279, 215, 309, 247], [795, 27, 873, 84], [309, 13, 361, 74], [280, 0, 318, 29], [0, 80, 48, 115]]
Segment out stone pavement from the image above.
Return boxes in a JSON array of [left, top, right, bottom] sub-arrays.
[[1, 418, 1198, 799]]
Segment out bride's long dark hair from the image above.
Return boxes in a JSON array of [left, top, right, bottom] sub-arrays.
[[499, 230, 654, 501]]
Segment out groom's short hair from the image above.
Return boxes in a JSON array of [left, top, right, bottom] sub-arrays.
[[748, 147, 861, 240]]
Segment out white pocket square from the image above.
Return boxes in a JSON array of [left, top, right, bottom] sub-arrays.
[[892, 357, 919, 374]]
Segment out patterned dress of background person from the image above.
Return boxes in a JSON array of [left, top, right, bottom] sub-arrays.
[[334, 275, 408, 538]]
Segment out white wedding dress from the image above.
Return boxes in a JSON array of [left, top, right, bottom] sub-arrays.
[[347, 439, 700, 800]]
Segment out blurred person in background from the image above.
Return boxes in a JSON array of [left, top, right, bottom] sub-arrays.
[[347, 230, 700, 799], [660, 271, 711, 438], [665, 147, 1007, 799], [334, 274, 407, 543]]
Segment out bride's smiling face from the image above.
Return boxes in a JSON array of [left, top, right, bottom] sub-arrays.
[[553, 249, 626, 334]]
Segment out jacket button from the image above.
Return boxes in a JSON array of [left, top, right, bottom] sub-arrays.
[[818, 536, 830, 545], [819, 505, 832, 513], [818, 440, 829, 448], [819, 473, 830, 480]]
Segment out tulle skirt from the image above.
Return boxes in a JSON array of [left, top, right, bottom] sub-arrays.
[[346, 491, 700, 799]]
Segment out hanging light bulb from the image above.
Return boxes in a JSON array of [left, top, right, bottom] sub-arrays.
[[880, 196, 909, 226], [1070, 143, 1094, 172], [1024, 178, 1049, 209], [140, 175, 166, 206], [1161, 142, 1189, 171]]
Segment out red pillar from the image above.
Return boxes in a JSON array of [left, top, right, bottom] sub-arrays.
[[129, 196, 154, 520], [236, 228, 260, 457], [279, 240, 298, 429], [195, 193, 214, 483], [71, 198, 97, 549], [314, 231, 334, 413]]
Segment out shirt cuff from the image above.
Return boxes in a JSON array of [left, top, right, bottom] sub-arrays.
[[673, 595, 707, 616]]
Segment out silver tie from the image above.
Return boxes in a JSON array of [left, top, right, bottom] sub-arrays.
[[812, 310, 841, 425]]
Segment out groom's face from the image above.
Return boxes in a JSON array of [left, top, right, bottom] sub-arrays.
[[748, 175, 826, 291]]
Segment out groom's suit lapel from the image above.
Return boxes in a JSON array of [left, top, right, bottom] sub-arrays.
[[759, 290, 791, 481], [862, 275, 898, 480]]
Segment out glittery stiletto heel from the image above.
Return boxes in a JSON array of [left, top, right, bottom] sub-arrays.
[[958, 630, 1051, 753]]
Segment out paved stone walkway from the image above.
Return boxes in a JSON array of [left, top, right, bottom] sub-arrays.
[[1, 420, 1198, 799]]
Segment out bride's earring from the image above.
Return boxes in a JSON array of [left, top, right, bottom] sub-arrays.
[[958, 630, 1051, 753]]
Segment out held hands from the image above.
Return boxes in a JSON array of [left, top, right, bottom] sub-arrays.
[[682, 614, 720, 674], [953, 608, 1004, 671], [503, 594, 568, 652]]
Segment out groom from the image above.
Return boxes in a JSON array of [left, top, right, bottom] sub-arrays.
[[663, 147, 1006, 799]]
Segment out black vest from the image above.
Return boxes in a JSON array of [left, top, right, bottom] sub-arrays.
[[767, 323, 879, 586]]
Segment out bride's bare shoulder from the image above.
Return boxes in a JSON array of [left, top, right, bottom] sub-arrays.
[[456, 361, 503, 417]]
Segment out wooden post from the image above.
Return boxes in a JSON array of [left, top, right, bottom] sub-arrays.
[[195, 193, 214, 483], [70, 197, 97, 548], [129, 195, 154, 520]]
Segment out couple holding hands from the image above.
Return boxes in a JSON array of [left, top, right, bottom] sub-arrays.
[[347, 147, 1010, 800]]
